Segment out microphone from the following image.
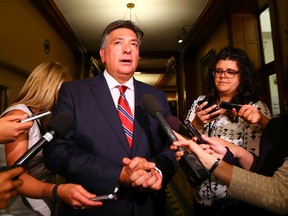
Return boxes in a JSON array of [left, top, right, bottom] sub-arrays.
[[165, 115, 207, 144], [165, 115, 193, 139], [142, 94, 210, 187], [142, 94, 178, 143], [13, 112, 73, 168]]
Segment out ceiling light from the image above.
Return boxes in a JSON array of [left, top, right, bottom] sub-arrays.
[[127, 3, 134, 20], [124, 3, 138, 23], [177, 26, 191, 44], [177, 36, 183, 44]]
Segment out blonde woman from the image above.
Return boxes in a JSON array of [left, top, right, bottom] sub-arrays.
[[0, 61, 102, 215]]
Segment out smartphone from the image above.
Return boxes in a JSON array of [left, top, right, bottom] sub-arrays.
[[198, 98, 220, 118], [20, 111, 51, 123], [219, 101, 242, 112], [89, 194, 117, 202]]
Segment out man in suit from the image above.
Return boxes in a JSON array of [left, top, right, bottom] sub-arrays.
[[43, 20, 178, 216]]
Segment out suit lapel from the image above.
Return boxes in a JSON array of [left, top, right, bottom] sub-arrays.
[[132, 80, 151, 156], [90, 75, 131, 154]]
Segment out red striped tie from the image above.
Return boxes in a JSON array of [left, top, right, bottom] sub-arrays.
[[117, 85, 134, 148]]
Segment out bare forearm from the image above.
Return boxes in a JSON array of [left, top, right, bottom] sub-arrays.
[[18, 174, 53, 199], [234, 147, 254, 170], [221, 139, 254, 170]]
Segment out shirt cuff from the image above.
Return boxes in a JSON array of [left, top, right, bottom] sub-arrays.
[[154, 166, 163, 178], [222, 147, 236, 164]]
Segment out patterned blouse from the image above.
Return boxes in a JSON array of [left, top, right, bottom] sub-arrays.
[[186, 95, 272, 206]]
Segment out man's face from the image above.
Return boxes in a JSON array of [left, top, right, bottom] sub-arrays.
[[100, 28, 140, 84]]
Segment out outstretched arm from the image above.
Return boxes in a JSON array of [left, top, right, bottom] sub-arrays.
[[170, 133, 288, 214]]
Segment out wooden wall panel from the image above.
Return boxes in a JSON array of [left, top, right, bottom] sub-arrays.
[[230, 14, 261, 70]]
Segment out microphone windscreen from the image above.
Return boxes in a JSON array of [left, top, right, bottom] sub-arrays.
[[142, 94, 164, 117], [48, 113, 73, 137], [165, 115, 182, 132], [166, 115, 193, 138]]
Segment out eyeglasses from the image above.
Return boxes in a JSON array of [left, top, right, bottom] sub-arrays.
[[212, 69, 239, 79]]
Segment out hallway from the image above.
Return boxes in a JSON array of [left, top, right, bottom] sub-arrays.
[[165, 171, 195, 216]]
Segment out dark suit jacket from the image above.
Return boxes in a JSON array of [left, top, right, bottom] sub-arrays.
[[43, 74, 178, 216], [255, 114, 288, 176]]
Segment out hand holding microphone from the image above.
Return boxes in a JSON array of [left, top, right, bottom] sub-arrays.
[[14, 112, 73, 167], [0, 112, 73, 172], [0, 167, 24, 209], [0, 114, 33, 143], [143, 94, 210, 187], [0, 111, 68, 209]]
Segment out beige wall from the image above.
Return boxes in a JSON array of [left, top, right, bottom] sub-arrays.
[[197, 22, 229, 64], [0, 0, 76, 105], [195, 22, 229, 98], [0, 69, 26, 105]]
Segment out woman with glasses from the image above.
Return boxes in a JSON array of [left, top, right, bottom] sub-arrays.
[[185, 47, 271, 216]]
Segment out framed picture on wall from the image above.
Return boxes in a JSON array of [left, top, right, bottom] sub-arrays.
[[200, 49, 215, 92]]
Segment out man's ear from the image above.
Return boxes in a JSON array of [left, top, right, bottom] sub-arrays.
[[99, 48, 105, 63]]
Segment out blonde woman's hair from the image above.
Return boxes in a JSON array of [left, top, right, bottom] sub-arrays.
[[14, 61, 71, 112]]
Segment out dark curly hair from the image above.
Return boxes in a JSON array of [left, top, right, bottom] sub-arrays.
[[204, 47, 260, 121], [205, 47, 260, 104]]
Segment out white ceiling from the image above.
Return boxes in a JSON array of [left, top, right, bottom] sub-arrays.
[[134, 73, 162, 86], [54, 0, 209, 52], [33, 1, 271, 87], [52, 0, 209, 86]]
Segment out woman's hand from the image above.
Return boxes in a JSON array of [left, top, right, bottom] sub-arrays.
[[232, 104, 269, 129], [201, 136, 228, 159], [193, 101, 221, 130], [57, 184, 103, 209], [0, 167, 24, 209], [170, 132, 217, 171]]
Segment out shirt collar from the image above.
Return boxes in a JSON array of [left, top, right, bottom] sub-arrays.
[[104, 70, 134, 91]]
